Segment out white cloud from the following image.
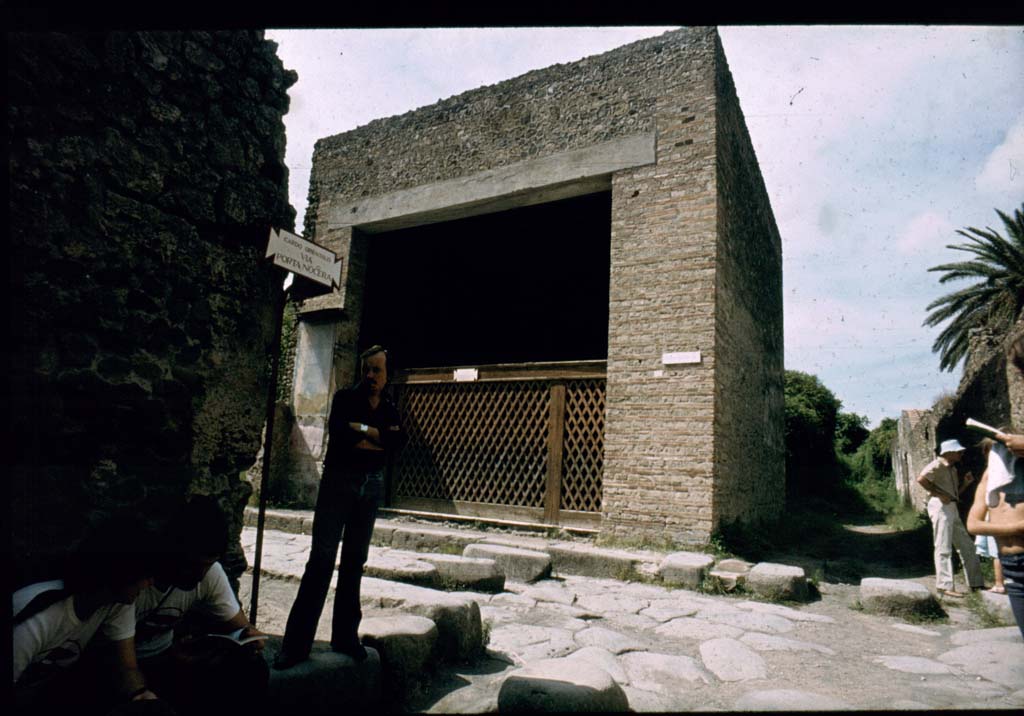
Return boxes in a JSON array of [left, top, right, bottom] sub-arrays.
[[895, 212, 956, 255], [975, 116, 1024, 194]]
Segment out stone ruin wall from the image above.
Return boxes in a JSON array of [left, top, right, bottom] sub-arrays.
[[297, 27, 784, 544], [9, 31, 296, 585], [892, 321, 1024, 512]]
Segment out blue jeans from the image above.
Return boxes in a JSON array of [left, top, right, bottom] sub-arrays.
[[281, 468, 384, 656], [1000, 553, 1024, 640]]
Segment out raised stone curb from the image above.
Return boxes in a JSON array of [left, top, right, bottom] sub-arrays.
[[497, 657, 630, 712], [361, 577, 484, 662], [266, 639, 382, 714], [658, 551, 715, 589], [464, 543, 552, 583], [747, 562, 808, 601], [419, 553, 505, 592], [547, 543, 642, 580], [707, 558, 754, 592], [859, 578, 937, 616], [359, 615, 439, 690], [391, 526, 483, 553]]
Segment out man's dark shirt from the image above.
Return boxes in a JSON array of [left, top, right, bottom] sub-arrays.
[[322, 385, 404, 479]]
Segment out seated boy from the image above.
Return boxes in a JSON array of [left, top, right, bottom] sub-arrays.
[[133, 496, 268, 712], [13, 514, 172, 715]]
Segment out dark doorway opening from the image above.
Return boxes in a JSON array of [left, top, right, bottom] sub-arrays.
[[360, 191, 611, 368]]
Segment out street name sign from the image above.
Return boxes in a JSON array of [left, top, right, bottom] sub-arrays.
[[265, 228, 342, 290]]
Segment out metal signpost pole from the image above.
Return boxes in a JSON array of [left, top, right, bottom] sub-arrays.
[[249, 269, 292, 626], [249, 228, 341, 626]]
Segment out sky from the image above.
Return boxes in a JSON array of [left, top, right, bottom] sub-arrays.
[[265, 26, 1024, 427]]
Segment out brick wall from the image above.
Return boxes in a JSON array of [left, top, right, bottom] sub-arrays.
[[300, 27, 783, 544]]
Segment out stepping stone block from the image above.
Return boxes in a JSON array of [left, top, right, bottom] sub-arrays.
[[420, 553, 506, 592], [859, 578, 937, 617], [658, 551, 715, 589], [498, 657, 630, 712], [546, 543, 641, 580], [364, 551, 437, 586], [464, 543, 552, 583], [359, 615, 438, 689], [362, 577, 484, 662], [266, 639, 381, 715], [747, 563, 808, 601]]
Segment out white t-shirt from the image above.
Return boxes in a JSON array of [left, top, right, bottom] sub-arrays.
[[133, 561, 240, 660], [13, 580, 135, 685]]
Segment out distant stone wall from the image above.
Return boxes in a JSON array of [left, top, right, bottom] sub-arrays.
[[892, 322, 1024, 511], [9, 31, 295, 584], [298, 27, 783, 544]]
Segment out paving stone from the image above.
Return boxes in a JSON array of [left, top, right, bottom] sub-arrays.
[[747, 562, 808, 601], [733, 688, 851, 711], [564, 646, 630, 684], [696, 607, 795, 634], [463, 543, 552, 583], [480, 604, 527, 628], [547, 543, 642, 580], [574, 625, 645, 654], [658, 551, 715, 589], [700, 637, 767, 681], [622, 685, 700, 712], [392, 527, 482, 553], [616, 581, 671, 599], [361, 577, 483, 662], [490, 592, 537, 608], [734, 600, 836, 623], [487, 624, 578, 664], [266, 640, 382, 714], [871, 655, 961, 675], [949, 626, 1022, 646], [364, 550, 437, 586], [640, 601, 700, 622], [859, 577, 938, 616], [654, 616, 744, 641], [359, 615, 438, 687], [371, 522, 397, 545], [543, 602, 595, 620], [618, 651, 714, 693], [739, 632, 835, 655], [520, 581, 577, 605], [524, 610, 589, 633], [978, 590, 1015, 624], [575, 593, 647, 615], [419, 553, 505, 592], [937, 640, 1024, 688], [601, 612, 660, 633], [892, 623, 942, 637], [497, 657, 629, 713]]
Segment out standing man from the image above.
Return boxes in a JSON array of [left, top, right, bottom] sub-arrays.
[[274, 345, 405, 668], [917, 439, 985, 598]]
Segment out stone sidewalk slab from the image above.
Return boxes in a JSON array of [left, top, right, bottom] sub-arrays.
[[464, 543, 552, 583]]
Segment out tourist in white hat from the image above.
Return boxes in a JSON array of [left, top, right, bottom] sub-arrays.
[[917, 438, 985, 598]]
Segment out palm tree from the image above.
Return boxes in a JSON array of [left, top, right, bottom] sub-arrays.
[[924, 204, 1024, 372]]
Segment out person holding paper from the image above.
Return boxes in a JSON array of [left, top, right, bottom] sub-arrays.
[[917, 439, 985, 598], [133, 496, 268, 712], [966, 334, 1024, 638]]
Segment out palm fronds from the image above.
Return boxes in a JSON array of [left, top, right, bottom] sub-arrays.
[[923, 204, 1024, 372]]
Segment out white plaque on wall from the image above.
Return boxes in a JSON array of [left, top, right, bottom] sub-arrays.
[[661, 351, 701, 365], [454, 368, 479, 382]]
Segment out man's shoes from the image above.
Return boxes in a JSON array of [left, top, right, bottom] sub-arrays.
[[331, 637, 368, 663], [272, 650, 308, 670], [939, 589, 964, 599]]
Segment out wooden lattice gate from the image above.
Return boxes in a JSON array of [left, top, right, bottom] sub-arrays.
[[388, 360, 605, 529]]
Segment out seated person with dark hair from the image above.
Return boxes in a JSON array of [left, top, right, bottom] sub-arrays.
[[133, 495, 268, 713], [13, 514, 171, 715]]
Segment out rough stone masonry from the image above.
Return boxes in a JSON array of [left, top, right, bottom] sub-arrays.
[[9, 31, 296, 585], [291, 27, 784, 545]]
